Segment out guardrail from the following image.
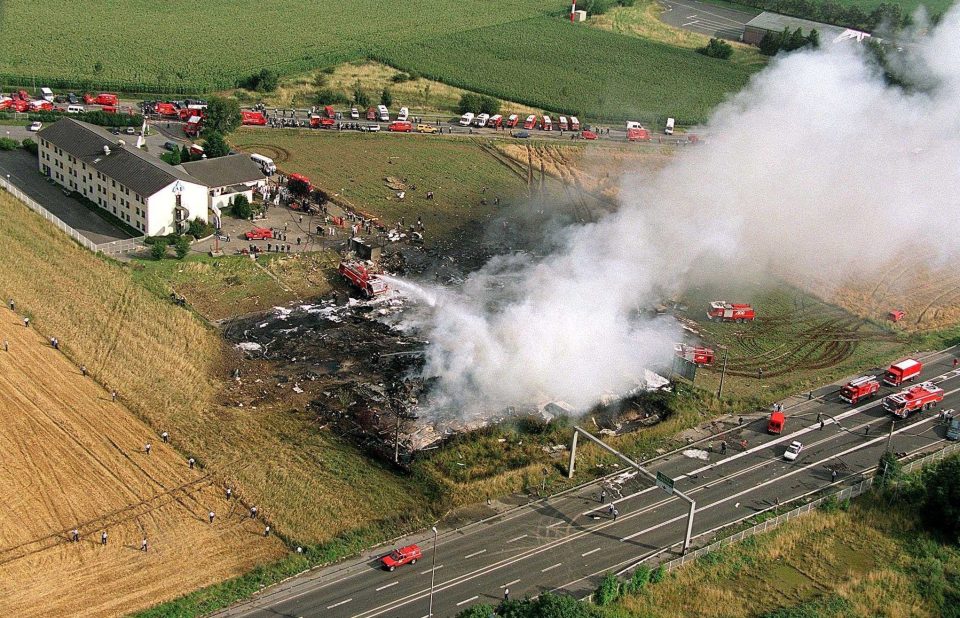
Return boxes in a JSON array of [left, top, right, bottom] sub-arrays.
[[653, 440, 960, 573], [0, 176, 144, 255]]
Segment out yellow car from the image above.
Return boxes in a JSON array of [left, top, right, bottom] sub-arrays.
[[417, 124, 438, 134]]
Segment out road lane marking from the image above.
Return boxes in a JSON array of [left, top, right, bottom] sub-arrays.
[[501, 579, 520, 588], [507, 534, 527, 543], [464, 549, 487, 559], [419, 564, 443, 575], [456, 596, 479, 606], [541, 562, 562, 572], [375, 582, 397, 591], [581, 548, 601, 557], [326, 598, 352, 609], [547, 520, 565, 528]]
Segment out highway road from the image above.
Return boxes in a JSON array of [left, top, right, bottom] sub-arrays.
[[215, 347, 960, 618]]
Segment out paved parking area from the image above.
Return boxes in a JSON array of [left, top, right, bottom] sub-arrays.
[[658, 0, 760, 40], [0, 149, 133, 245]]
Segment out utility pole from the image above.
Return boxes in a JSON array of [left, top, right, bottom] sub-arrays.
[[716, 347, 729, 399], [427, 526, 438, 616], [886, 420, 895, 452]]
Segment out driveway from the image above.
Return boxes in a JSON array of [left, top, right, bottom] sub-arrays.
[[658, 0, 760, 40], [0, 149, 134, 245]]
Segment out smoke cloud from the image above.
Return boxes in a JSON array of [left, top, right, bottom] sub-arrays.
[[395, 9, 960, 418]]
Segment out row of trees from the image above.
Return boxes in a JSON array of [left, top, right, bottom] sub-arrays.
[[758, 27, 820, 56], [737, 0, 904, 32], [457, 93, 500, 116]]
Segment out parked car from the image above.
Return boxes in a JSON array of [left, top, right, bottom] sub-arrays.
[[350, 107, 359, 119], [366, 124, 381, 132], [582, 130, 598, 140], [381, 544, 422, 571], [163, 141, 179, 151], [417, 124, 438, 134], [28, 121, 42, 132], [783, 441, 803, 461], [124, 127, 136, 135], [514, 130, 530, 139], [67, 93, 79, 104], [244, 227, 273, 241]]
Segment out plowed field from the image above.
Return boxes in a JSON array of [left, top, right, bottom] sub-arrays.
[[0, 311, 283, 617]]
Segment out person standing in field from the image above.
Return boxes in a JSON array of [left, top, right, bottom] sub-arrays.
[[101, 531, 107, 546], [209, 511, 216, 524], [71, 529, 79, 543], [8, 299, 14, 311], [188, 457, 195, 469], [23, 317, 29, 328], [144, 443, 151, 455], [141, 538, 148, 552]]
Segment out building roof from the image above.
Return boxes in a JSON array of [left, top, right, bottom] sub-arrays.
[[179, 154, 266, 188], [745, 11, 849, 40], [37, 118, 202, 196]]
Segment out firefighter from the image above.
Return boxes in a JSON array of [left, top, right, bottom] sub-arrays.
[[250, 506, 258, 519], [161, 431, 169, 443], [209, 511, 215, 524], [101, 531, 108, 546], [188, 457, 196, 469], [831, 469, 838, 482], [144, 443, 151, 455], [23, 317, 29, 328], [264, 525, 271, 537], [71, 529, 80, 543]]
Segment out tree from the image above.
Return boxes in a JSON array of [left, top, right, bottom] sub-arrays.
[[479, 95, 501, 116], [380, 88, 393, 108], [203, 96, 242, 136], [0, 137, 18, 151], [161, 148, 181, 166], [698, 38, 734, 60], [454, 604, 495, 618], [593, 572, 620, 606], [246, 68, 279, 92], [202, 132, 230, 158], [532, 593, 594, 617], [458, 92, 482, 115], [353, 80, 371, 107], [174, 235, 191, 259], [231, 194, 253, 219], [20, 138, 38, 155], [923, 456, 960, 544], [180, 144, 193, 163], [150, 240, 167, 260]]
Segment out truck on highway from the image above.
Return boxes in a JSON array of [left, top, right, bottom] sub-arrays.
[[882, 382, 943, 418], [839, 376, 880, 404], [883, 359, 922, 386], [707, 301, 756, 323]]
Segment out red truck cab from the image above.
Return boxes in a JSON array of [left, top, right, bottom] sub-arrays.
[[839, 376, 880, 404], [381, 544, 422, 571], [767, 411, 785, 434], [244, 227, 273, 241], [883, 382, 943, 418], [883, 359, 921, 386]]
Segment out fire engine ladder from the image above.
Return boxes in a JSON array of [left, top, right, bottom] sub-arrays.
[[567, 426, 696, 554]]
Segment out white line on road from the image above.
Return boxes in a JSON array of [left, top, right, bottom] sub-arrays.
[[326, 598, 352, 609], [507, 534, 528, 543], [547, 520, 565, 528], [456, 596, 479, 606], [541, 562, 563, 572], [502, 579, 521, 588], [581, 548, 602, 557], [464, 549, 487, 559], [375, 582, 397, 591], [419, 564, 443, 575]]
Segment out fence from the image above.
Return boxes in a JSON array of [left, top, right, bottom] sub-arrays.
[[0, 176, 144, 255], [653, 440, 960, 573]]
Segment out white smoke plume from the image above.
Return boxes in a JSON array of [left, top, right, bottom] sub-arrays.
[[395, 8, 960, 418]]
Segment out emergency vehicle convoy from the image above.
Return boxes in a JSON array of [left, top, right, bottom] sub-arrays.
[[839, 376, 881, 404], [882, 382, 944, 418], [707, 301, 756, 322]]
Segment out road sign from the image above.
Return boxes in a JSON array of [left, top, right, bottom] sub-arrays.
[[656, 471, 675, 495]]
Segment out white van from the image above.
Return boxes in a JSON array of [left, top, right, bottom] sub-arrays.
[[665, 117, 675, 135], [626, 121, 644, 130], [250, 153, 276, 175], [66, 104, 85, 114], [397, 106, 409, 121], [474, 113, 489, 127], [40, 87, 55, 102], [377, 104, 390, 122], [459, 112, 475, 126]]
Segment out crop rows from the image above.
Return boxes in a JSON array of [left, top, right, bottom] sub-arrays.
[[372, 16, 760, 124]]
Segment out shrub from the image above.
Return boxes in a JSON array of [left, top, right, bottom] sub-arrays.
[[174, 235, 191, 259], [593, 572, 620, 606], [243, 68, 279, 92], [629, 564, 651, 592], [923, 456, 960, 544], [20, 138, 37, 155], [231, 194, 253, 219], [479, 95, 501, 116], [391, 72, 411, 83], [315, 88, 350, 105], [188, 217, 215, 239], [150, 240, 168, 260], [458, 92, 482, 114], [455, 604, 495, 618], [160, 148, 181, 165], [0, 137, 19, 151], [380, 88, 393, 108], [650, 564, 666, 583], [202, 132, 230, 158], [698, 38, 734, 60]]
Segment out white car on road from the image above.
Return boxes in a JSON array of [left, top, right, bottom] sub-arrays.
[[28, 121, 42, 131], [784, 441, 803, 461]]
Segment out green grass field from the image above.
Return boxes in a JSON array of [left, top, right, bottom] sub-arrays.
[[373, 16, 759, 124]]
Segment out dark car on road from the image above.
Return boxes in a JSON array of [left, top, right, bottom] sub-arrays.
[[163, 141, 179, 151], [514, 131, 530, 139]]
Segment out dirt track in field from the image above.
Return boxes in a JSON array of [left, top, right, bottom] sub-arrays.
[[0, 309, 284, 617]]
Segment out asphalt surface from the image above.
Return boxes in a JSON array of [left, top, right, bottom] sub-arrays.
[[658, 0, 760, 41], [215, 347, 960, 618]]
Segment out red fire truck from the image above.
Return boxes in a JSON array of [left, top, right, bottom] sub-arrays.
[[241, 110, 267, 125], [627, 127, 650, 141], [309, 114, 335, 128], [767, 411, 785, 434], [883, 359, 922, 386], [339, 261, 388, 298], [707, 301, 756, 323], [839, 376, 880, 404], [882, 382, 943, 418], [675, 344, 714, 365]]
